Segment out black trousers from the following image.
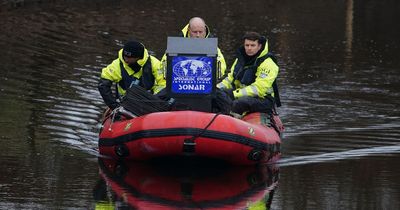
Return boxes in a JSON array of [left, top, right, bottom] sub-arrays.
[[231, 96, 274, 115]]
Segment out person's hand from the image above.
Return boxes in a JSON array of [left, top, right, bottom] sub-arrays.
[[109, 102, 120, 110], [224, 89, 235, 100]]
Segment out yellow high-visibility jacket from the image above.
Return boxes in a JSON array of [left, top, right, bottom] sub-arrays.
[[217, 40, 279, 99], [100, 48, 165, 96]]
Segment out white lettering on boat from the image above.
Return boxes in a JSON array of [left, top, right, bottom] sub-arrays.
[[178, 84, 205, 90]]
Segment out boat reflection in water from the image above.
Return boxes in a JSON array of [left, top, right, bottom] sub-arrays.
[[94, 157, 279, 210]]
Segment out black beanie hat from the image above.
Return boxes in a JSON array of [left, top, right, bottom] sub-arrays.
[[123, 41, 144, 58]]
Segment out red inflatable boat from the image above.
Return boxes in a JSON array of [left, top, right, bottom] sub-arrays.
[[98, 37, 285, 165], [99, 110, 283, 165]]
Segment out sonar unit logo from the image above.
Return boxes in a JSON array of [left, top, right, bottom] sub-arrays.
[[171, 56, 213, 94]]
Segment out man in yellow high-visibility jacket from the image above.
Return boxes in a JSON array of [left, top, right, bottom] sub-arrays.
[[217, 32, 280, 115], [161, 17, 227, 80], [98, 40, 165, 109]]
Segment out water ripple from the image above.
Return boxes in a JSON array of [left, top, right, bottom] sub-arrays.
[[278, 145, 400, 167]]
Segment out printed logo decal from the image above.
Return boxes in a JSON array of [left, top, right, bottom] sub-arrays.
[[124, 122, 132, 131], [173, 59, 212, 77], [248, 127, 255, 136], [171, 56, 213, 94]]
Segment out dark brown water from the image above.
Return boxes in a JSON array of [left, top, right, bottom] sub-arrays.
[[1, 0, 399, 209]]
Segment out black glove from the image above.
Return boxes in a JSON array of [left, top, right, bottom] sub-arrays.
[[109, 102, 120, 110], [224, 89, 235, 100], [214, 89, 233, 114]]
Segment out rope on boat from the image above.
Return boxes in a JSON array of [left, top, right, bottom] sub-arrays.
[[182, 113, 220, 154], [121, 85, 171, 116], [185, 113, 220, 142]]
